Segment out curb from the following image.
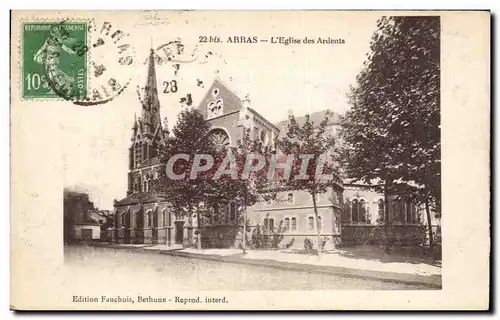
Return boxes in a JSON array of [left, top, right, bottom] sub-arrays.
[[91, 243, 442, 289]]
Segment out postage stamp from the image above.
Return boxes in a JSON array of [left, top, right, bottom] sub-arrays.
[[21, 21, 88, 99]]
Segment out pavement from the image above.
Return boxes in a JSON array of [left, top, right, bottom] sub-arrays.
[[93, 243, 442, 289]]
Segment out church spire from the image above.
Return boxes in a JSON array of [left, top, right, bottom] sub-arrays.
[[142, 49, 161, 134]]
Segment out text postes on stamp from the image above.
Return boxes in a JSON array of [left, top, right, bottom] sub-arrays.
[[22, 21, 88, 99]]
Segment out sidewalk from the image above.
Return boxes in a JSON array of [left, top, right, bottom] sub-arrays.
[[94, 243, 442, 288]]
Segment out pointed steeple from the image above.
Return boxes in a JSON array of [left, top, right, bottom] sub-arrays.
[[142, 49, 161, 135]]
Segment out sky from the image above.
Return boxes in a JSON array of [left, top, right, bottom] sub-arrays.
[[59, 11, 380, 209]]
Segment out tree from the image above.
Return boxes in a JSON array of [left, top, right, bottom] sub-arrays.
[[277, 111, 340, 256], [339, 16, 440, 248], [153, 108, 271, 250], [153, 108, 218, 249], [234, 130, 278, 252]]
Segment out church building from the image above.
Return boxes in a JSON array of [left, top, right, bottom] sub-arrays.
[[113, 49, 172, 245], [111, 49, 430, 248]]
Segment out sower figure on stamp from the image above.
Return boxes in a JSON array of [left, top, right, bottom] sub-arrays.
[[33, 27, 80, 97]]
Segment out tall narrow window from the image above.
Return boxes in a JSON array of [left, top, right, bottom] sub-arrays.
[[351, 199, 359, 223], [407, 201, 415, 224], [263, 218, 274, 231], [317, 216, 323, 231], [393, 199, 404, 224], [291, 217, 297, 231], [287, 193, 294, 204], [307, 216, 314, 231], [125, 211, 131, 229], [284, 218, 290, 231], [359, 200, 366, 223], [229, 202, 237, 221], [378, 199, 385, 222], [135, 212, 142, 229], [213, 203, 220, 224]]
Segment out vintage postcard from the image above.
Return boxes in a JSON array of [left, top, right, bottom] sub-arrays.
[[10, 10, 490, 310]]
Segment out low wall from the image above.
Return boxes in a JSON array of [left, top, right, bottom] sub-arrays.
[[191, 225, 341, 250], [341, 224, 426, 246]]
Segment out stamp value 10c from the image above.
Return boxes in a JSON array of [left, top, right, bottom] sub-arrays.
[[22, 21, 88, 99]]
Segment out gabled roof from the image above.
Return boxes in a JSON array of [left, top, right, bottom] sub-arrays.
[[197, 79, 244, 119]]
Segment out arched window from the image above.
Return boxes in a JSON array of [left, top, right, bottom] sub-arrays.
[[148, 211, 153, 228], [142, 173, 150, 192], [378, 199, 385, 222], [264, 217, 275, 231], [351, 199, 359, 223], [153, 210, 160, 228], [260, 129, 268, 145], [135, 211, 142, 229], [208, 128, 230, 150], [134, 176, 141, 193], [207, 99, 224, 119], [162, 209, 167, 227], [125, 211, 131, 229], [359, 200, 366, 223], [175, 212, 183, 221], [393, 199, 404, 224], [406, 200, 416, 224], [307, 216, 314, 231], [287, 193, 294, 204], [134, 143, 141, 167], [284, 217, 290, 231], [229, 202, 237, 221], [291, 217, 297, 231], [317, 216, 323, 231]]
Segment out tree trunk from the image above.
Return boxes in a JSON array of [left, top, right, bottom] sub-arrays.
[[197, 203, 202, 251], [384, 180, 390, 252], [242, 185, 247, 254], [312, 191, 322, 256], [425, 199, 434, 248]]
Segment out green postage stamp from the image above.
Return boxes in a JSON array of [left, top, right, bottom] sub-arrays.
[[22, 21, 88, 99]]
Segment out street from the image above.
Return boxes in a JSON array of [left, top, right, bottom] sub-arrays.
[[64, 245, 429, 290]]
